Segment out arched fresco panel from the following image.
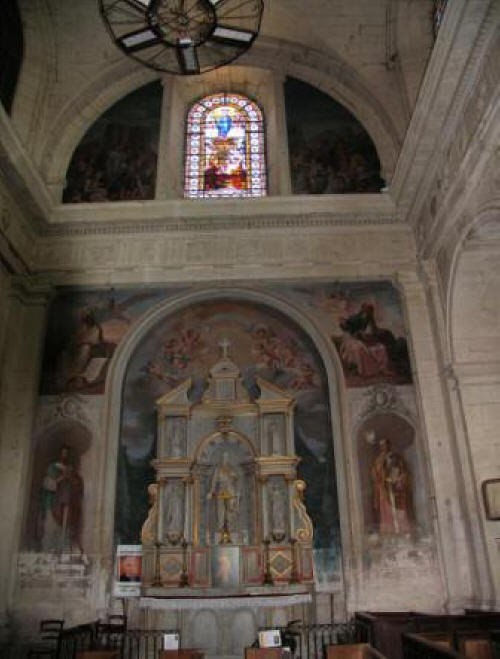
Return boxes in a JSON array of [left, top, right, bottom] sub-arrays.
[[62, 81, 162, 203], [285, 77, 385, 194], [117, 299, 343, 587]]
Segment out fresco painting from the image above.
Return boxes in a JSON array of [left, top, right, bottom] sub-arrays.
[[282, 281, 412, 386], [63, 81, 162, 203], [26, 280, 425, 582], [39, 287, 168, 395], [285, 77, 385, 194], [118, 300, 342, 585], [25, 421, 91, 553]]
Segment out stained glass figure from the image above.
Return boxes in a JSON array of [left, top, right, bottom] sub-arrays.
[[184, 93, 267, 199]]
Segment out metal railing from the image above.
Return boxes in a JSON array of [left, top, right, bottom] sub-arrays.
[[4, 620, 356, 659], [296, 621, 356, 658]]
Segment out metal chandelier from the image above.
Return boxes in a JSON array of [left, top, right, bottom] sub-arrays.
[[99, 0, 264, 76]]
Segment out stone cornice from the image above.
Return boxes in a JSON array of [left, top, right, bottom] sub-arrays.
[[44, 211, 406, 237]]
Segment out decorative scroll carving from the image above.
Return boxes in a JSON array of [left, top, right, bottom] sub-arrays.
[[141, 483, 159, 546], [293, 480, 313, 543]]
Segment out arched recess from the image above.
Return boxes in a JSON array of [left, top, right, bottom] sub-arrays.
[[194, 430, 257, 462], [446, 208, 500, 603], [40, 38, 400, 201], [447, 206, 500, 365], [96, 286, 351, 589]]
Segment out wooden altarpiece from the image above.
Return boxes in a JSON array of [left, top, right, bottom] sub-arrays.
[[140, 348, 314, 598]]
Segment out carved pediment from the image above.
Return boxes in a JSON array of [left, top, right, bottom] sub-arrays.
[[156, 379, 192, 417], [255, 377, 295, 412]]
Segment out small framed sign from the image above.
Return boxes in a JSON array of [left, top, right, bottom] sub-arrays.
[[114, 545, 142, 597], [482, 479, 500, 520], [258, 629, 282, 648], [163, 633, 180, 650]]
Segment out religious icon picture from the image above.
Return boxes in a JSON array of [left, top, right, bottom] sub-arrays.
[[212, 546, 240, 588], [482, 479, 500, 520], [116, 545, 142, 582]]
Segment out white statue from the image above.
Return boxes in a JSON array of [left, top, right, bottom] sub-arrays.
[[270, 483, 287, 540], [170, 420, 184, 457], [207, 451, 240, 531], [165, 480, 184, 537], [268, 421, 282, 455]]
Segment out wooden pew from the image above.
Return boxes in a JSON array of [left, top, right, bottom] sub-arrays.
[[326, 643, 386, 659]]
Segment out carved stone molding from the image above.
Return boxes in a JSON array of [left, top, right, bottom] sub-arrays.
[[391, 0, 498, 233], [8, 274, 54, 307], [38, 394, 93, 433], [355, 384, 415, 424], [43, 206, 401, 238]]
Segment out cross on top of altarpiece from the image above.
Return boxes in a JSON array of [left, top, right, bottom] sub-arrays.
[[218, 338, 231, 358]]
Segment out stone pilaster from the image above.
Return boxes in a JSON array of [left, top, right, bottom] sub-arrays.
[[451, 361, 500, 608], [267, 70, 292, 196], [418, 259, 497, 608], [396, 268, 476, 611], [0, 276, 53, 627], [155, 74, 179, 200]]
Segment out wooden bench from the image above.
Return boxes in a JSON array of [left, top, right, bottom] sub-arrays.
[[327, 643, 386, 659]]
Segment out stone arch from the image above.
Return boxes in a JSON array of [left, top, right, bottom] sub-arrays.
[[189, 609, 219, 653], [230, 608, 257, 654], [447, 206, 500, 365], [194, 430, 257, 462], [40, 60, 159, 199], [97, 286, 351, 579], [12, 0, 57, 157], [39, 38, 400, 200], [445, 207, 500, 605]]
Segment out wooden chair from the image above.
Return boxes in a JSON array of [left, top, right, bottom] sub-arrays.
[[27, 619, 64, 658], [96, 614, 127, 650]]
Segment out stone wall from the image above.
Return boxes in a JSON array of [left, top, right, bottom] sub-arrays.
[[450, 235, 500, 606]]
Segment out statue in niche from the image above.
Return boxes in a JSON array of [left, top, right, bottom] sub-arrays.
[[165, 480, 184, 543], [207, 451, 240, 534], [268, 421, 282, 455], [39, 445, 84, 553], [169, 420, 184, 457], [270, 483, 287, 542], [371, 438, 414, 537]]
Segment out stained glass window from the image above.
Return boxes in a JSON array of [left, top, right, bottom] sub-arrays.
[[184, 93, 267, 199]]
